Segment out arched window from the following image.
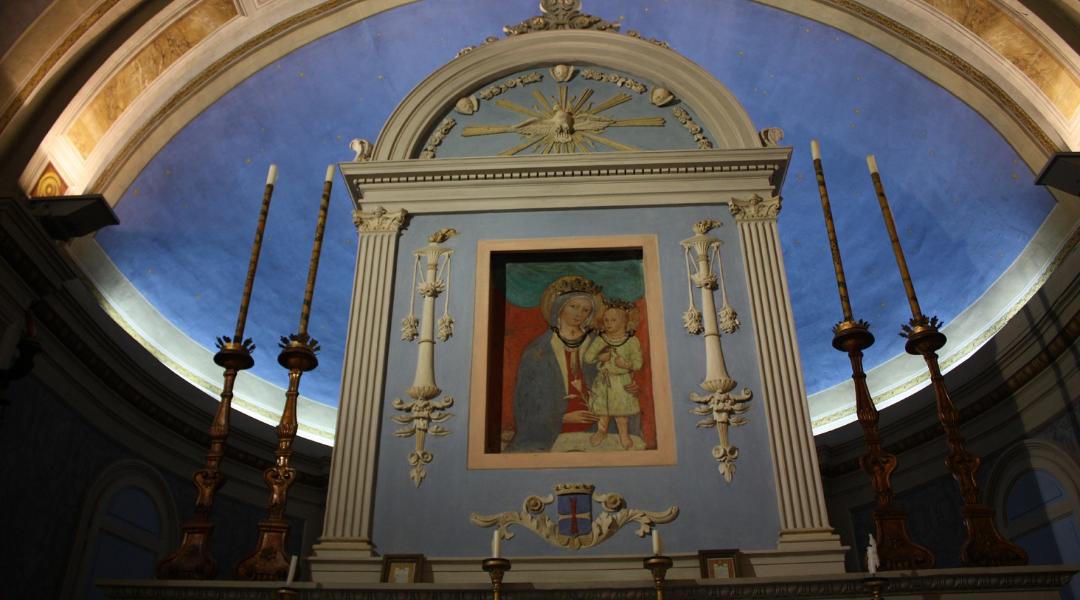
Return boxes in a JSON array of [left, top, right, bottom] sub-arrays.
[[988, 441, 1080, 600], [61, 460, 178, 600]]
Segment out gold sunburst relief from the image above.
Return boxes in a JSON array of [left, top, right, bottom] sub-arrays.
[[460, 85, 665, 155]]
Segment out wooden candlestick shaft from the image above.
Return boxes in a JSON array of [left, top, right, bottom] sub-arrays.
[[868, 164, 923, 320], [298, 178, 332, 337], [811, 148, 853, 322], [235, 177, 276, 341]]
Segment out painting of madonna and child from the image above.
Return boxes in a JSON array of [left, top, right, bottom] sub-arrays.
[[468, 236, 675, 469]]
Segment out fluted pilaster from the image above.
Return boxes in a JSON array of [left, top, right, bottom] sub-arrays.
[[729, 195, 838, 548], [310, 207, 407, 567]]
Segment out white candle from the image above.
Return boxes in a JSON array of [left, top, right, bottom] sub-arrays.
[[867, 154, 879, 174], [286, 555, 298, 584], [491, 530, 501, 558], [651, 528, 662, 555], [266, 164, 278, 186], [810, 139, 821, 161], [325, 164, 336, 183]]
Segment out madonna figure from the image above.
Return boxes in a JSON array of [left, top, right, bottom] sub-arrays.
[[505, 275, 603, 452]]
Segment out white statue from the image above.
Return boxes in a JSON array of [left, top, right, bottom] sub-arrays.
[[866, 533, 880, 574]]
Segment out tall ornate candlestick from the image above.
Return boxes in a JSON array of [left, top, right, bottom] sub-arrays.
[[158, 164, 278, 579], [811, 142, 933, 570], [868, 155, 1026, 567], [391, 228, 457, 486], [681, 220, 750, 483], [236, 165, 333, 580]]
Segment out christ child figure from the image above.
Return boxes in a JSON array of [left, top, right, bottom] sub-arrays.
[[584, 300, 643, 449]]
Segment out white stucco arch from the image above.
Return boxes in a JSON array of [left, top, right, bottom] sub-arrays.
[[372, 29, 762, 161]]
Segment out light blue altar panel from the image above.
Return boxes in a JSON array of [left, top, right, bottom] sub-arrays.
[[372, 206, 779, 556]]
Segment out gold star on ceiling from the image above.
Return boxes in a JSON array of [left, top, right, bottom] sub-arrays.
[[460, 85, 665, 155]]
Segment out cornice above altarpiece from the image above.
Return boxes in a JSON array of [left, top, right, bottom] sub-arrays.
[[339, 147, 791, 215]]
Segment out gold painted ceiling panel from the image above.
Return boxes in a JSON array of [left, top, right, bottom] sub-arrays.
[[65, 0, 237, 158], [923, 0, 1079, 118]]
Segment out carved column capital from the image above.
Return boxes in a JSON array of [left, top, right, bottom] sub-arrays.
[[729, 194, 781, 222], [353, 207, 408, 234]]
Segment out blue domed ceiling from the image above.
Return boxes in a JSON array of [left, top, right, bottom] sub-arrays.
[[93, 0, 1056, 439]]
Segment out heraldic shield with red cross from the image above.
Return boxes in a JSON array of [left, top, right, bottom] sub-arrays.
[[556, 484, 594, 537]]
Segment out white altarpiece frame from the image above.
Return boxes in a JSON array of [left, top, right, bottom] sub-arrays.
[[308, 29, 843, 584]]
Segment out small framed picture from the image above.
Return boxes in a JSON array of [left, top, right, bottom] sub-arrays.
[[380, 554, 425, 583], [698, 549, 741, 579]]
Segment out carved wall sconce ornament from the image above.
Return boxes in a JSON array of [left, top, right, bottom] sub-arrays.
[[470, 483, 678, 550], [681, 219, 751, 483], [392, 228, 458, 486]]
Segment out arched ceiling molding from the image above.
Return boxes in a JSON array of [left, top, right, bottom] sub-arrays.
[[757, 0, 1078, 159], [0, 0, 148, 159], [371, 30, 761, 161], [10, 0, 1070, 204]]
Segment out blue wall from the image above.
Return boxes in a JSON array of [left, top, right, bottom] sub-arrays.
[[371, 206, 781, 556]]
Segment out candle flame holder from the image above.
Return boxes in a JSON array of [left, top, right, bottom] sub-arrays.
[[482, 557, 511, 600], [643, 555, 673, 600]]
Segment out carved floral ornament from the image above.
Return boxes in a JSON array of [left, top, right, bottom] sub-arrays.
[[729, 194, 782, 222], [352, 206, 407, 233], [392, 229, 459, 486], [681, 219, 751, 483], [471, 483, 678, 550]]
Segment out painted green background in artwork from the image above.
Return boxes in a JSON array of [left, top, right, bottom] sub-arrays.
[[499, 252, 644, 307]]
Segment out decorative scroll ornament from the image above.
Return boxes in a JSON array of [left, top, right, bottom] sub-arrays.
[[503, 0, 621, 36], [391, 229, 458, 486], [759, 127, 784, 148], [348, 138, 373, 161], [681, 220, 751, 483], [470, 484, 678, 550], [729, 194, 781, 222]]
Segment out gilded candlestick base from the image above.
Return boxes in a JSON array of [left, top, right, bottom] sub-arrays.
[[156, 516, 216, 579], [643, 555, 673, 600], [235, 518, 291, 580], [960, 504, 1028, 566], [863, 576, 887, 600], [872, 506, 935, 570], [482, 557, 511, 600]]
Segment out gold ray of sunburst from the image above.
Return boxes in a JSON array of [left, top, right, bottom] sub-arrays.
[[459, 85, 665, 155]]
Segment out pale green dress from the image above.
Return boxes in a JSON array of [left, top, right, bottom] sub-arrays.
[[583, 335, 643, 417]]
